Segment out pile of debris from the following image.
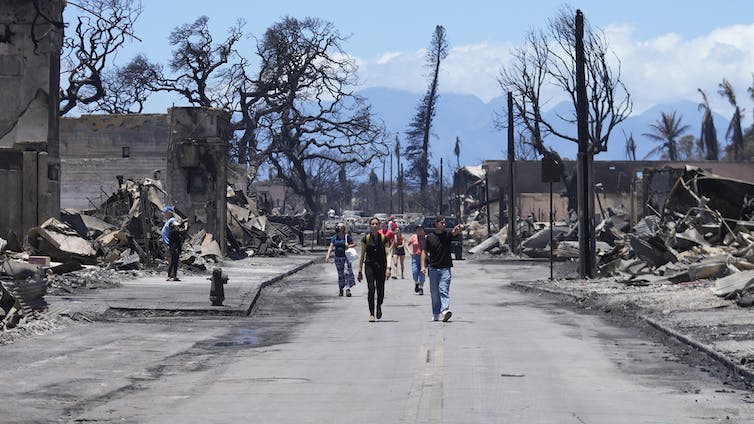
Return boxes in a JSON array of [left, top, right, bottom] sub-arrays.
[[226, 187, 307, 257], [1, 178, 309, 331], [472, 166, 754, 304], [0, 257, 47, 330]]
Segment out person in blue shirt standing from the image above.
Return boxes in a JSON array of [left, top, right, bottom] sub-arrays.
[[162, 206, 179, 281], [421, 216, 463, 322]]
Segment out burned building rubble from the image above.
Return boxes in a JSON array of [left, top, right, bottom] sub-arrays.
[[466, 163, 754, 307], [1, 107, 307, 331], [0, 174, 307, 331]]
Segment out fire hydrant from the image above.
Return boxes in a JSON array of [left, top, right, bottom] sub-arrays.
[[209, 267, 228, 306]]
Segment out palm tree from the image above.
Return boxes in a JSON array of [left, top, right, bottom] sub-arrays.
[[718, 78, 744, 160], [697, 89, 719, 160], [643, 111, 689, 161]]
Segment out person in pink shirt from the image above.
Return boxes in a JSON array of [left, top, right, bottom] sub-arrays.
[[378, 219, 395, 251], [408, 224, 426, 295]]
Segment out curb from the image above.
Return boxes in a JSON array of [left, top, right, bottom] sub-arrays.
[[244, 259, 316, 316], [510, 281, 754, 384], [99, 259, 317, 318], [641, 315, 754, 383]]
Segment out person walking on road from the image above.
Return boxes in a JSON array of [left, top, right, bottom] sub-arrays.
[[357, 217, 392, 322], [325, 223, 356, 297], [421, 216, 463, 322], [378, 218, 395, 251], [392, 226, 406, 279], [408, 224, 426, 295]]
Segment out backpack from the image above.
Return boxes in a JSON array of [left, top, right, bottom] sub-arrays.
[[363, 232, 386, 247], [363, 232, 387, 264]]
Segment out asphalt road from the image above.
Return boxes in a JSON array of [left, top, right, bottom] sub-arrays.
[[1, 260, 753, 423]]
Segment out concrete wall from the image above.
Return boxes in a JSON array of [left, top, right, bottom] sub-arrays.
[[59, 114, 169, 210], [0, 0, 63, 246]]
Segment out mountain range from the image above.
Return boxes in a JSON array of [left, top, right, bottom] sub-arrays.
[[358, 87, 732, 167]]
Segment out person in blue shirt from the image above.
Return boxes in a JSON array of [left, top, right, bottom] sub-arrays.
[[162, 206, 180, 281], [325, 223, 356, 297]]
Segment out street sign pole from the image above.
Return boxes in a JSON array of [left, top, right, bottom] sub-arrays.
[[542, 157, 561, 281]]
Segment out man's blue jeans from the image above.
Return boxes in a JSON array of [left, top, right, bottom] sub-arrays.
[[428, 267, 451, 317]]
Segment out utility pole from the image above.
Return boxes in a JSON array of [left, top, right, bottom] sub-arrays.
[[575, 9, 596, 278], [507, 91, 516, 253], [382, 159, 385, 192], [485, 172, 491, 236], [389, 151, 393, 214], [399, 164, 404, 213]]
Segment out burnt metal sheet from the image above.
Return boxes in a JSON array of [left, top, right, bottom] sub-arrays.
[[665, 167, 754, 220], [629, 235, 678, 268]]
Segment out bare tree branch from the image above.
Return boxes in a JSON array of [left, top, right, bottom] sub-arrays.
[[59, 0, 143, 115]]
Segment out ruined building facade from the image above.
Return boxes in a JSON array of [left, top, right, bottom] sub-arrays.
[[0, 0, 64, 248], [60, 108, 231, 254], [166, 107, 231, 254], [475, 159, 754, 225]]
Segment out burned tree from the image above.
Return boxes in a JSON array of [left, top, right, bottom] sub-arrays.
[[244, 17, 384, 218], [60, 0, 143, 115], [405, 25, 448, 205], [91, 54, 155, 114], [698, 89, 719, 161], [498, 6, 632, 198], [623, 130, 637, 161], [395, 135, 404, 213], [123, 16, 244, 109], [453, 136, 461, 169], [718, 78, 745, 161]]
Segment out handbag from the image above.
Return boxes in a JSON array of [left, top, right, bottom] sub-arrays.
[[345, 247, 358, 262]]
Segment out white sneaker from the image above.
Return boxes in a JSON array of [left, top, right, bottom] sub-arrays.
[[442, 310, 452, 322]]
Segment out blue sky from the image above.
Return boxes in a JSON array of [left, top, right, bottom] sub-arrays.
[[66, 1, 754, 121]]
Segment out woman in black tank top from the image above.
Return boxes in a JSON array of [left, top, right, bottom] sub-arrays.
[[357, 217, 393, 322]]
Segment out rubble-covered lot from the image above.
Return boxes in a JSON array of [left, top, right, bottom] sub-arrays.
[[1, 177, 308, 337], [469, 166, 754, 302], [467, 166, 754, 383]]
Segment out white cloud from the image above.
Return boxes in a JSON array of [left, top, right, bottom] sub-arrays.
[[375, 51, 402, 65], [604, 23, 754, 119], [355, 42, 515, 103], [354, 23, 754, 122]]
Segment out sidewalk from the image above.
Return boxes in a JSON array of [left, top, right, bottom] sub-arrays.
[[510, 269, 754, 385], [44, 254, 318, 317]]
